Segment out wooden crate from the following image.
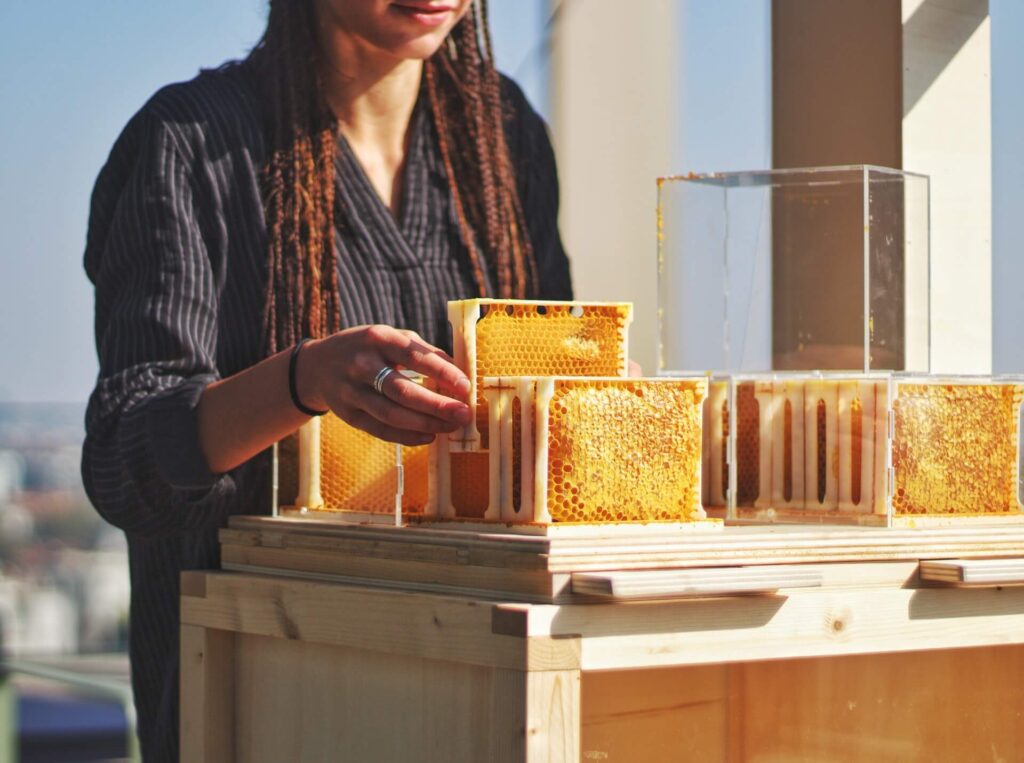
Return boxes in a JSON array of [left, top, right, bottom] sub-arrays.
[[184, 522, 1024, 762]]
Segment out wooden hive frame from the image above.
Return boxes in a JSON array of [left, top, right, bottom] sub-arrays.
[[430, 375, 717, 531], [706, 373, 1024, 527], [447, 299, 633, 452]]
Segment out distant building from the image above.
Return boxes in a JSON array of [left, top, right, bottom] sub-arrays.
[[0, 449, 26, 502]]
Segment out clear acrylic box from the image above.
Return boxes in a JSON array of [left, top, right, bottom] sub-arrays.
[[658, 166, 930, 374]]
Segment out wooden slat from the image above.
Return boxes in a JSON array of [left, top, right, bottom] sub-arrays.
[[181, 571, 580, 673], [230, 634, 573, 763], [514, 585, 1024, 671], [226, 514, 1024, 573], [920, 557, 1024, 586], [180, 624, 235, 763], [220, 541, 569, 601], [571, 566, 822, 600], [524, 670, 580, 762]]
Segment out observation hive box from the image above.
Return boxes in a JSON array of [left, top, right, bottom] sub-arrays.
[[429, 376, 713, 529], [278, 299, 719, 534], [658, 165, 930, 375], [700, 373, 1024, 527]]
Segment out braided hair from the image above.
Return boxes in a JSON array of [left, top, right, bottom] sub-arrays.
[[252, 0, 538, 355]]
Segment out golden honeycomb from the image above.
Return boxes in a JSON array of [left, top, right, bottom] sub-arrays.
[[542, 378, 707, 523], [735, 383, 760, 506], [893, 383, 1024, 516], [449, 451, 490, 518], [318, 413, 428, 514], [450, 300, 631, 449]]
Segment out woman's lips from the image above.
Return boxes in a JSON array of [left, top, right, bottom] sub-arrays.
[[390, 2, 456, 27]]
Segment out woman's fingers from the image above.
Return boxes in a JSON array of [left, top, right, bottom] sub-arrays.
[[377, 371, 471, 425], [354, 384, 465, 434], [375, 328, 470, 400]]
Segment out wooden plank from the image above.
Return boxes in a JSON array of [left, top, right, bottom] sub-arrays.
[[179, 624, 235, 763], [581, 666, 728, 762], [572, 566, 822, 600], [737, 645, 1024, 762], [920, 557, 1024, 586], [233, 633, 559, 763], [520, 585, 1024, 671], [524, 670, 580, 762], [223, 545, 919, 605], [227, 515, 1024, 575], [581, 646, 1024, 762], [181, 571, 580, 673], [220, 542, 568, 601]]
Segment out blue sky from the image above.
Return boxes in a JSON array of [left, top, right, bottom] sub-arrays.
[[0, 2, 1020, 401]]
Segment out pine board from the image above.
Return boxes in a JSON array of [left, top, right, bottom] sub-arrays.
[[222, 515, 1024, 602], [920, 557, 1024, 586]]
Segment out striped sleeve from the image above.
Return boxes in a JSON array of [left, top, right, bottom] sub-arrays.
[[82, 96, 234, 537]]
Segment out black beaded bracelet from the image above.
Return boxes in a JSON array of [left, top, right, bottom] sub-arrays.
[[289, 338, 328, 417]]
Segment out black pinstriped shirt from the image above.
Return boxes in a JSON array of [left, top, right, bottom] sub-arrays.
[[82, 59, 571, 762]]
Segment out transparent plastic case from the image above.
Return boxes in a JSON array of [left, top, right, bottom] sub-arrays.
[[658, 166, 930, 374]]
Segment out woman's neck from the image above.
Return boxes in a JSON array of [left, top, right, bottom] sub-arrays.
[[317, 24, 423, 214]]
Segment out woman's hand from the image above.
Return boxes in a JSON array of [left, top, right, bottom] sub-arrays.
[[296, 325, 472, 446]]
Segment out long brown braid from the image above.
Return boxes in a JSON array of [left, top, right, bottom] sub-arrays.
[[252, 0, 538, 356]]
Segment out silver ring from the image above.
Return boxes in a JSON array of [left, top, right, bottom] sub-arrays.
[[372, 365, 395, 395]]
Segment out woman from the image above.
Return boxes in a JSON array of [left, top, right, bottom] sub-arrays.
[[82, 0, 572, 758]]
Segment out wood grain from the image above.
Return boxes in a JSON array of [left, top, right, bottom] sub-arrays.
[[920, 557, 1024, 586], [179, 624, 235, 763], [231, 634, 578, 762], [571, 566, 822, 600], [181, 571, 580, 673]]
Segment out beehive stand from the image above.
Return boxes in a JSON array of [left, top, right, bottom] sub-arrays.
[[182, 515, 1024, 761]]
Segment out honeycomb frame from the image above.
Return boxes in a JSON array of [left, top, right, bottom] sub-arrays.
[[723, 373, 891, 521], [708, 372, 1024, 526], [447, 299, 632, 453], [481, 375, 710, 525], [285, 414, 430, 520]]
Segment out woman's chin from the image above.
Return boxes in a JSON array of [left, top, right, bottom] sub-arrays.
[[377, 31, 452, 61]]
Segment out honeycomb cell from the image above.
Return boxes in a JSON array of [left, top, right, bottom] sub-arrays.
[[542, 378, 707, 523], [452, 300, 631, 449], [317, 413, 428, 514], [893, 383, 1024, 516]]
